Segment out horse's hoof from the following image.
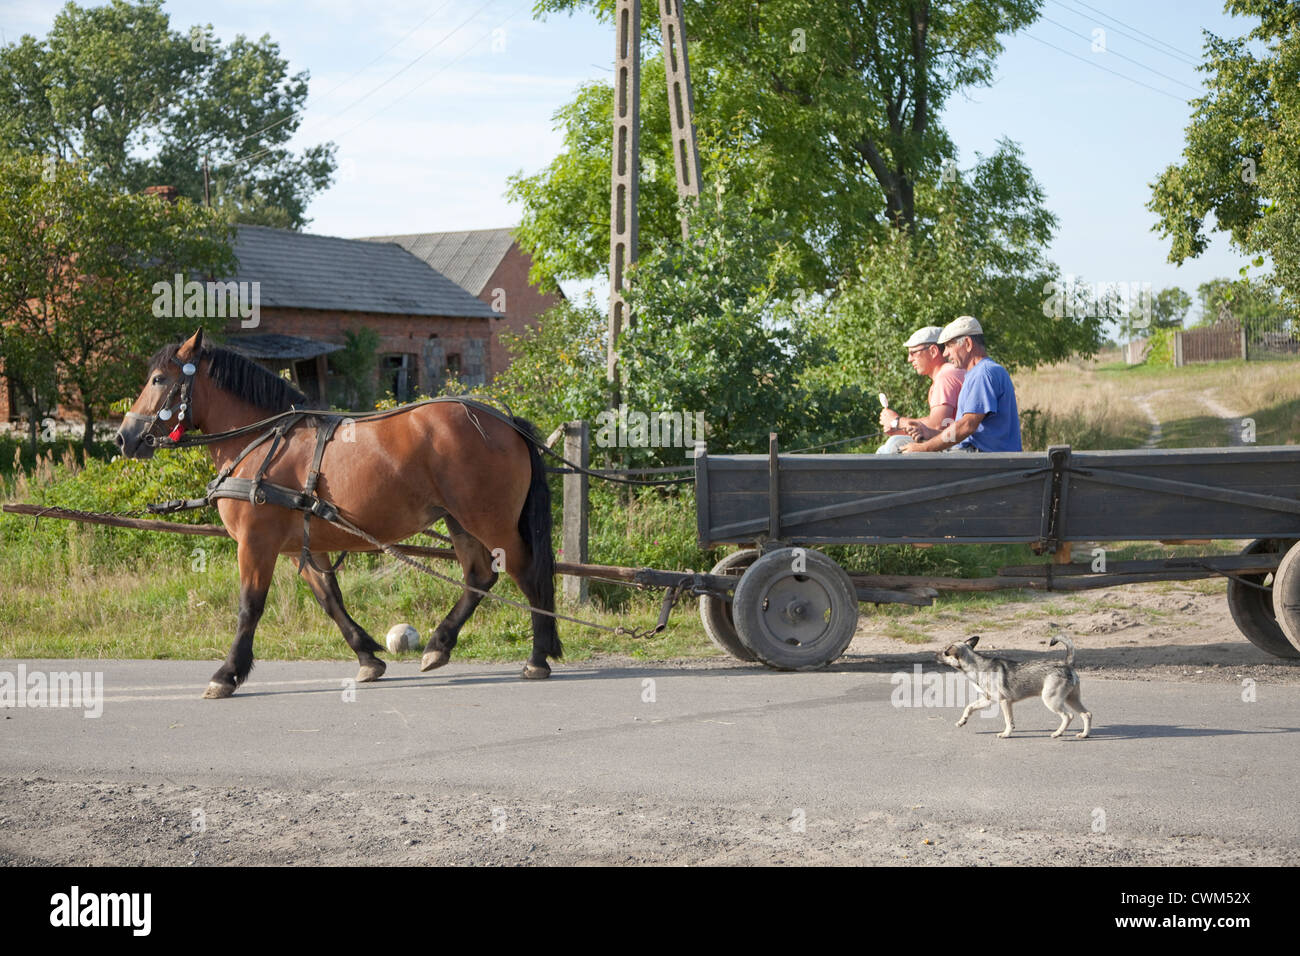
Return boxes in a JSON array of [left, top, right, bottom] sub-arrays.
[[357, 661, 386, 683], [202, 681, 235, 699], [421, 649, 450, 672], [521, 663, 551, 680]]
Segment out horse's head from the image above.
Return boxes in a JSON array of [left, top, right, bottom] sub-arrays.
[[114, 328, 207, 459]]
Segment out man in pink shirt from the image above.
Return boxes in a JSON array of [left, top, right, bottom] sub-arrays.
[[877, 326, 966, 453]]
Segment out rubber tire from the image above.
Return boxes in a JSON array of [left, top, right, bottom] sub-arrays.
[[698, 549, 760, 662], [732, 547, 859, 670], [1227, 538, 1300, 659], [1270, 543, 1300, 655]]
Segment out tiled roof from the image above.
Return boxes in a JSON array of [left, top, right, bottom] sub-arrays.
[[232, 225, 496, 319], [357, 228, 515, 296], [222, 333, 343, 361]]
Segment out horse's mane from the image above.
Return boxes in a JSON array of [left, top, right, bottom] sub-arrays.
[[149, 342, 311, 414]]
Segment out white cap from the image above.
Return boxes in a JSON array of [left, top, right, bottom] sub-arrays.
[[938, 315, 983, 344], [904, 326, 944, 348]]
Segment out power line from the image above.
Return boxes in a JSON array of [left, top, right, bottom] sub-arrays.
[[1023, 31, 1190, 103], [228, 0, 510, 172], [1038, 13, 1202, 92], [210, 0, 460, 155], [1047, 0, 1202, 66], [333, 10, 526, 142]]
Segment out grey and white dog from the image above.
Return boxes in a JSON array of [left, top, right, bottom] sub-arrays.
[[936, 635, 1093, 739]]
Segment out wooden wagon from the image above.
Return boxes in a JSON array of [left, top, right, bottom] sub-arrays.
[[693, 439, 1300, 668]]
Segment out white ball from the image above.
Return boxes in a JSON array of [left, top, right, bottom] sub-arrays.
[[385, 623, 420, 654]]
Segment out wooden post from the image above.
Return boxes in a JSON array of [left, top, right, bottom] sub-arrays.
[[608, 0, 640, 392], [562, 420, 590, 605], [1241, 326, 1248, 361], [1174, 330, 1184, 367]]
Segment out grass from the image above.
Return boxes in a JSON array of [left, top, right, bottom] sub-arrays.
[[2, 353, 1294, 661]]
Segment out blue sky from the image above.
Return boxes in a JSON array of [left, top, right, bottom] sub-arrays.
[[2, 0, 1264, 319]]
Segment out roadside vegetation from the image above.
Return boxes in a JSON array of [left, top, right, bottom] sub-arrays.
[[5, 355, 1296, 661]]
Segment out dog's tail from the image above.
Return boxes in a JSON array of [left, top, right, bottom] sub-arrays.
[[1049, 635, 1075, 666]]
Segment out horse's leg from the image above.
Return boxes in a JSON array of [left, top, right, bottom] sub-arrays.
[[298, 555, 386, 683], [203, 539, 276, 699], [499, 529, 562, 680], [420, 516, 498, 672]]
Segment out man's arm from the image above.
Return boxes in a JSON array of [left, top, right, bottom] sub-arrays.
[[904, 404, 957, 441], [882, 403, 955, 439], [901, 412, 985, 452]]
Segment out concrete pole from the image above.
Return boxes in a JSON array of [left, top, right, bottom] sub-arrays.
[[608, 0, 640, 392], [657, 0, 702, 238]]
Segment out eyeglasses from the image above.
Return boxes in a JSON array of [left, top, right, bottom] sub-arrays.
[[907, 346, 935, 356]]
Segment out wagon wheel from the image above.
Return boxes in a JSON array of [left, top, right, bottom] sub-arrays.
[[698, 549, 760, 662], [1270, 542, 1300, 655], [1227, 538, 1299, 659], [731, 547, 859, 670]]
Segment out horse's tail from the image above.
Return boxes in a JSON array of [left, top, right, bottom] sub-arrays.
[[515, 416, 562, 660]]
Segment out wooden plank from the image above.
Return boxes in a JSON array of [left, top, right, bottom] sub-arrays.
[[708, 466, 1048, 540], [768, 433, 780, 539], [999, 554, 1281, 577], [1069, 465, 1300, 515]]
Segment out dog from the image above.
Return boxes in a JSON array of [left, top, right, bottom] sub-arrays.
[[936, 635, 1092, 739]]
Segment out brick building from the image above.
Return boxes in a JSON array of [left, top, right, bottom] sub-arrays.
[[358, 228, 563, 380], [1, 223, 558, 423], [219, 225, 498, 406]]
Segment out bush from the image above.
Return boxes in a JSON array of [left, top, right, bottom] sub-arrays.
[[1145, 327, 1176, 367]]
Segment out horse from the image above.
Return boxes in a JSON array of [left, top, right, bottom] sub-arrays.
[[113, 329, 562, 698]]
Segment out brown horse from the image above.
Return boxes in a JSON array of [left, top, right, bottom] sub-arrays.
[[114, 329, 561, 698]]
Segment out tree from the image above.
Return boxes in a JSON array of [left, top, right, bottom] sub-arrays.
[[0, 151, 236, 452], [492, 189, 874, 459], [1194, 276, 1286, 340], [808, 173, 1101, 413], [518, 0, 1044, 290], [1151, 287, 1193, 329], [1148, 0, 1300, 309], [0, 0, 335, 229]]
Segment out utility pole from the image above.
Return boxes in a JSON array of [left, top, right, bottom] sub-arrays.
[[606, 0, 703, 393], [658, 0, 702, 238], [607, 0, 640, 398]]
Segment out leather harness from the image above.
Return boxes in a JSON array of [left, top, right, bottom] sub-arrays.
[[202, 412, 349, 575]]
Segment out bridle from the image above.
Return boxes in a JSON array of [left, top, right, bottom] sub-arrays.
[[122, 354, 199, 447]]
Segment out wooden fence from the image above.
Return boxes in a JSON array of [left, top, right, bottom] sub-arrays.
[[1176, 322, 1245, 365]]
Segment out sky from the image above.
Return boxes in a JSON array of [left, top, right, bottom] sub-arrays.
[[1, 0, 1266, 321]]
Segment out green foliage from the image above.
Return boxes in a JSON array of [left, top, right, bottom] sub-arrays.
[[1148, 0, 1300, 309], [1152, 287, 1193, 329], [0, 0, 335, 228], [522, 0, 1044, 290], [1193, 276, 1291, 341], [0, 151, 236, 450], [809, 186, 1101, 406], [490, 296, 611, 430], [327, 328, 380, 409], [2, 444, 220, 571], [1145, 326, 1177, 367]]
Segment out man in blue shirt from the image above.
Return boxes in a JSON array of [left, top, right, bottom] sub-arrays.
[[901, 316, 1022, 453]]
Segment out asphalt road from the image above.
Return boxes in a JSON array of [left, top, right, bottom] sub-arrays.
[[3, 657, 1297, 855]]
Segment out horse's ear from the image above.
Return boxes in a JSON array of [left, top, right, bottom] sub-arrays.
[[180, 328, 205, 357]]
